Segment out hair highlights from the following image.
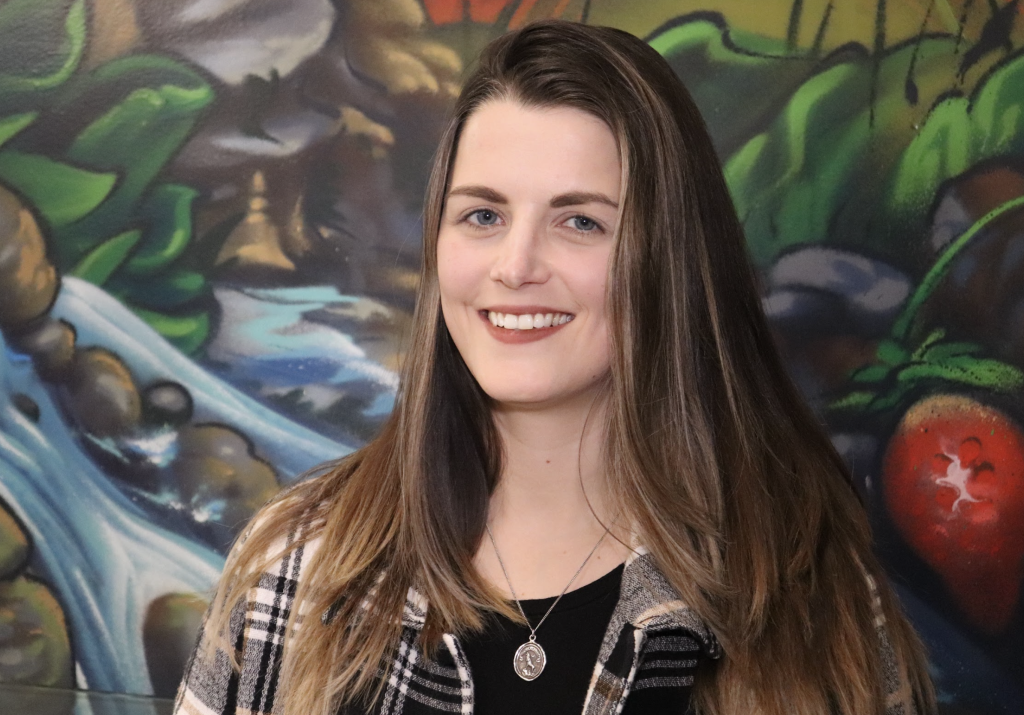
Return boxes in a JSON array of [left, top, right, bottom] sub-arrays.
[[203, 20, 935, 715]]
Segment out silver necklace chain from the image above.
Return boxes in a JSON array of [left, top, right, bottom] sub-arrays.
[[485, 523, 610, 639]]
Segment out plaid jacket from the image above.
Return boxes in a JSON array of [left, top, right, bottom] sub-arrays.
[[174, 528, 913, 715]]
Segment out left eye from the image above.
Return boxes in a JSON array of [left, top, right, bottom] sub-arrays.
[[468, 209, 500, 226], [567, 215, 599, 232]]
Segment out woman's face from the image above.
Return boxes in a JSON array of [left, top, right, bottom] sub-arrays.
[[437, 99, 621, 409]]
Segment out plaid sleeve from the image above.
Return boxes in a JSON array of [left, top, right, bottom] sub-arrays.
[[174, 534, 308, 715]]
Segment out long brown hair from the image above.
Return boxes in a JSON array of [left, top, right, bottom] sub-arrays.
[[205, 20, 935, 715]]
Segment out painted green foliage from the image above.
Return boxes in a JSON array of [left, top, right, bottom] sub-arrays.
[[833, 196, 1024, 415], [650, 16, 822, 160], [887, 60, 1024, 236], [653, 16, 1024, 271], [652, 15, 1024, 415], [0, 0, 214, 353]]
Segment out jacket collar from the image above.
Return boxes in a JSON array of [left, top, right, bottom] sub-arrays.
[[400, 545, 721, 658], [610, 546, 721, 656]]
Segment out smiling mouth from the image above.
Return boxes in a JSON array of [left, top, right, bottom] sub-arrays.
[[484, 310, 575, 330]]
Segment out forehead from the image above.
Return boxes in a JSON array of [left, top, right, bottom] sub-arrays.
[[449, 99, 621, 198]]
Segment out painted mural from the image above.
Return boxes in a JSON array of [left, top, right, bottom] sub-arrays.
[[0, 0, 1022, 711]]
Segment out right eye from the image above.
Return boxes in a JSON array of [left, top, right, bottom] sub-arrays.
[[466, 209, 500, 227]]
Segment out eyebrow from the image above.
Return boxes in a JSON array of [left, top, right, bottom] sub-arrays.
[[446, 185, 619, 210], [447, 185, 507, 203], [550, 191, 618, 210]]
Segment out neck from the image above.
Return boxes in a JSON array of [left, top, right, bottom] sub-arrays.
[[490, 391, 613, 530], [475, 390, 632, 599]]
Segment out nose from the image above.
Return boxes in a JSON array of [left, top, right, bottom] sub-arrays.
[[489, 220, 548, 289]]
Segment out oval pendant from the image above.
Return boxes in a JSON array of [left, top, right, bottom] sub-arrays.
[[513, 640, 546, 681]]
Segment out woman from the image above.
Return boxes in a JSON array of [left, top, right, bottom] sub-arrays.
[[175, 20, 935, 715]]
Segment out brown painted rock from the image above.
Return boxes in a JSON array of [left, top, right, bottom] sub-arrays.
[[64, 348, 142, 437], [172, 424, 279, 529], [0, 185, 58, 332], [0, 576, 74, 688], [11, 318, 76, 382], [0, 499, 29, 580], [143, 592, 209, 698], [142, 381, 193, 427]]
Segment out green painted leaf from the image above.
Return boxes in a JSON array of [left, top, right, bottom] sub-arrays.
[[0, 150, 115, 228], [909, 328, 946, 361], [121, 269, 207, 310], [721, 34, 969, 267], [131, 307, 210, 354], [0, 0, 84, 96], [917, 341, 981, 362], [651, 17, 819, 158], [829, 390, 877, 411], [54, 55, 211, 108], [722, 39, 1024, 269], [851, 364, 890, 384], [69, 84, 213, 169], [831, 383, 914, 414], [896, 356, 1024, 392], [125, 184, 198, 275], [0, 112, 37, 149], [68, 229, 141, 285], [876, 339, 909, 366], [865, 385, 914, 413], [57, 79, 213, 250], [884, 52, 1024, 245], [724, 59, 873, 266]]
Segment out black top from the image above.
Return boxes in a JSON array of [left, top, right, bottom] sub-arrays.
[[460, 563, 694, 714]]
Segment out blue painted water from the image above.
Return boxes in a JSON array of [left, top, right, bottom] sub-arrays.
[[204, 284, 400, 439], [0, 278, 373, 697]]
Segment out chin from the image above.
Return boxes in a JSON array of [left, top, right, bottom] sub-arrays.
[[480, 385, 562, 407], [477, 380, 606, 411]]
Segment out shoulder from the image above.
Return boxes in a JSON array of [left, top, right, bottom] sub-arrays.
[[211, 483, 328, 608], [247, 483, 326, 566]]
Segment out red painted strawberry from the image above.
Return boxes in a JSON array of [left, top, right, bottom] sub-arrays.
[[882, 395, 1024, 634]]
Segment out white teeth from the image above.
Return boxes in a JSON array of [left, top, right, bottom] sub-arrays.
[[486, 311, 573, 330]]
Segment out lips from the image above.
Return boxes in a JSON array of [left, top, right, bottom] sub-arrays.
[[478, 307, 574, 344], [487, 310, 574, 330]]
